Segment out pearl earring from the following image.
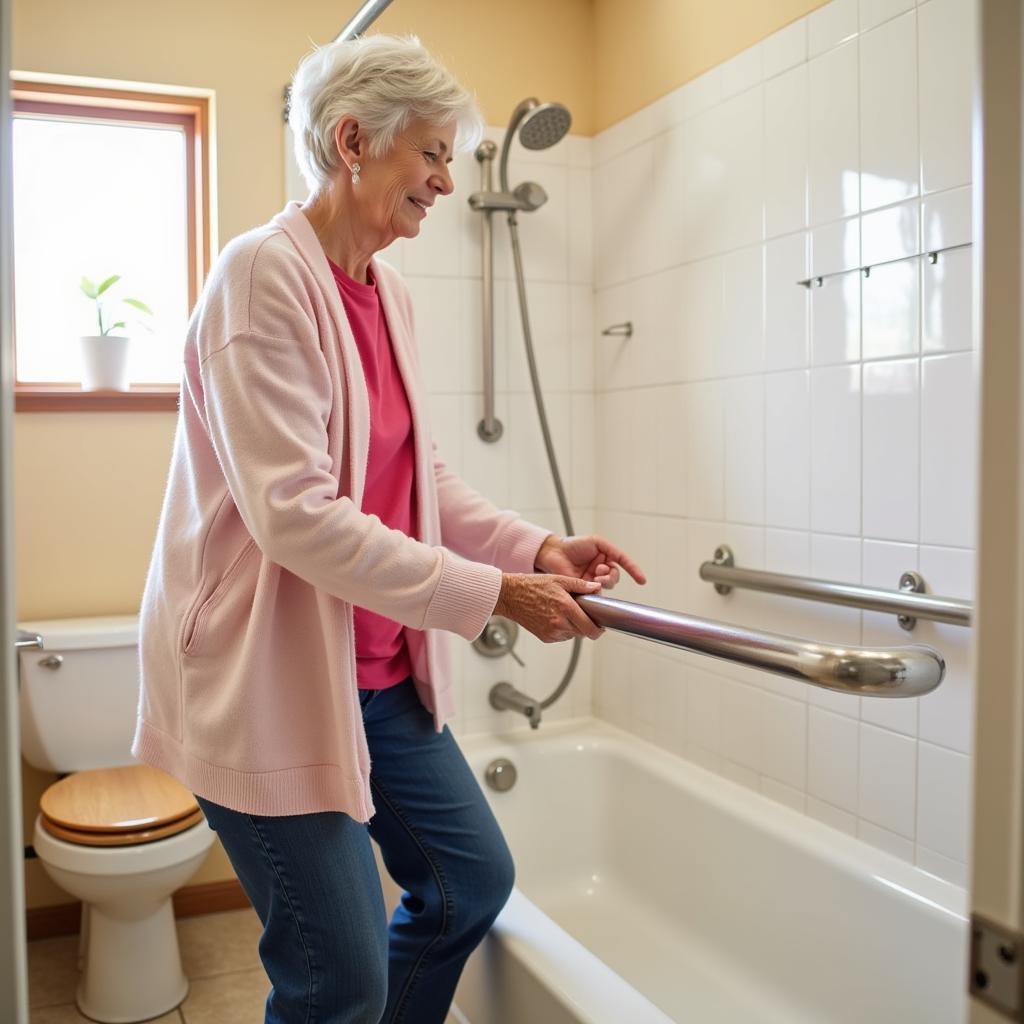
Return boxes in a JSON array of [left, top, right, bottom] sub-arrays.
[[351, 162, 361, 185]]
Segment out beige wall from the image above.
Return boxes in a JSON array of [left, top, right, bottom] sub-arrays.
[[593, 0, 829, 129], [14, 0, 827, 908]]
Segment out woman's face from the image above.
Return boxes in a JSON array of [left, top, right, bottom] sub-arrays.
[[356, 117, 457, 243]]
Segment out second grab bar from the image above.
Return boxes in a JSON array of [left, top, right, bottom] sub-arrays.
[[577, 594, 944, 698]]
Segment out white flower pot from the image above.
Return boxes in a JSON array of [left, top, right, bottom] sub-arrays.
[[79, 335, 131, 391]]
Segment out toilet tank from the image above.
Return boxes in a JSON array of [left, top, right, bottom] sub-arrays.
[[18, 615, 140, 773]]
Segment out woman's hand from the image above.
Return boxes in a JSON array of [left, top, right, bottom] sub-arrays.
[[494, 574, 605, 643], [533, 534, 647, 591]]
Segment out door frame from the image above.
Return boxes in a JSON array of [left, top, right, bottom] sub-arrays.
[[0, 0, 31, 1016], [970, 0, 1024, 1021]]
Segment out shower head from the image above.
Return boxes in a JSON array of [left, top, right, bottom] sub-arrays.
[[498, 97, 572, 193], [519, 102, 572, 150]]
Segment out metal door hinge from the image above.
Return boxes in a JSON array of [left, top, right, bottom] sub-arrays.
[[971, 913, 1024, 1019]]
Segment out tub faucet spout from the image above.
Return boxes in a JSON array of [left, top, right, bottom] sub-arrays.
[[489, 682, 542, 729]]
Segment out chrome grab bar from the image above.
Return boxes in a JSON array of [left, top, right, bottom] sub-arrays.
[[576, 594, 945, 697], [699, 545, 972, 630], [15, 629, 42, 650]]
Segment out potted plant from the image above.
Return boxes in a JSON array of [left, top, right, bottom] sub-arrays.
[[79, 274, 153, 391]]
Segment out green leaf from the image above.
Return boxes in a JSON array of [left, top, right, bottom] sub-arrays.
[[80, 276, 98, 299], [96, 274, 120, 296], [123, 298, 153, 315], [103, 322, 127, 335]]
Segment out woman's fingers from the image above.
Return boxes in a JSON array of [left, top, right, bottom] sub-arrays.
[[563, 594, 603, 640], [584, 535, 647, 585], [500, 572, 608, 643], [553, 576, 604, 641], [604, 548, 646, 584]]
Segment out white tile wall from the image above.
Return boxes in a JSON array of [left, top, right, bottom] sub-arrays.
[[724, 376, 765, 524], [862, 359, 920, 540], [811, 364, 861, 534], [765, 65, 809, 238], [859, 721, 917, 837], [809, 706, 859, 811], [920, 352, 978, 547], [860, 0, 915, 34], [765, 371, 811, 528], [811, 217, 861, 365], [922, 187, 974, 352], [809, 0, 859, 57], [762, 19, 808, 79], [808, 41, 859, 224], [589, 0, 977, 886], [395, 0, 975, 888], [919, 0, 975, 195], [765, 233, 810, 370], [859, 12, 919, 211]]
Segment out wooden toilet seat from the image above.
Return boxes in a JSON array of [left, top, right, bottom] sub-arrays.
[[39, 763, 203, 847]]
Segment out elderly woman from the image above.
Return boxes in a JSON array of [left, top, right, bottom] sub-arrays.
[[133, 33, 644, 1024]]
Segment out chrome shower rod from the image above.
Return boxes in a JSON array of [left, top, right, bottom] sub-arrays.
[[334, 0, 396, 41]]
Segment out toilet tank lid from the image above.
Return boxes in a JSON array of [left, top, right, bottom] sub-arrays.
[[18, 615, 138, 650]]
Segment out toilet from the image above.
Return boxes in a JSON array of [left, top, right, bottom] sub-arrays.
[[19, 615, 216, 1024]]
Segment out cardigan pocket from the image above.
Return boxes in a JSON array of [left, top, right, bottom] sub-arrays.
[[181, 538, 259, 655]]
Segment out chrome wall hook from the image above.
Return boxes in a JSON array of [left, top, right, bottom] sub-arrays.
[[797, 241, 970, 287], [601, 322, 633, 338]]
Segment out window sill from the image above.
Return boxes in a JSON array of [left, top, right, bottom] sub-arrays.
[[15, 385, 180, 412]]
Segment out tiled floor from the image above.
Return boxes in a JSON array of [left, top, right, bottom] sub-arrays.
[[27, 907, 461, 1023]]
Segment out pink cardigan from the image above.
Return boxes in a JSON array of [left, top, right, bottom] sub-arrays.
[[131, 201, 550, 821]]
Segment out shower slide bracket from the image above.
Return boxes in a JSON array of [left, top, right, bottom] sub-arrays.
[[970, 913, 1024, 1021]]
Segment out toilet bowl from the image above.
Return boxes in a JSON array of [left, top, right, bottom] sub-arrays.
[[34, 808, 215, 1022], [19, 616, 218, 1023]]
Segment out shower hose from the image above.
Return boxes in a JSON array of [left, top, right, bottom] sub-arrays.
[[506, 208, 582, 712]]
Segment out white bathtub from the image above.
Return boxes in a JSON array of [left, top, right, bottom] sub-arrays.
[[448, 718, 969, 1024]]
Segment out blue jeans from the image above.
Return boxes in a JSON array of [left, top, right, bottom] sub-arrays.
[[194, 678, 515, 1023]]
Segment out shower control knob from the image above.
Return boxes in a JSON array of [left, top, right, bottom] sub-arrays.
[[472, 616, 524, 666]]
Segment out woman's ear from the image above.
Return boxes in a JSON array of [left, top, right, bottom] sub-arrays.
[[334, 117, 363, 165]]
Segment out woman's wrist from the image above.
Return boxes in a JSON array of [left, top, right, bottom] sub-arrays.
[[494, 574, 509, 617], [533, 534, 559, 571]]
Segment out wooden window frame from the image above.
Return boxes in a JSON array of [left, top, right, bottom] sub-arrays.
[[11, 79, 211, 412]]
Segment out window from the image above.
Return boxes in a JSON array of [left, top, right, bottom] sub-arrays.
[[11, 79, 212, 411]]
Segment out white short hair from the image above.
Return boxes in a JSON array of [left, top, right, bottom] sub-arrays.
[[288, 33, 484, 193]]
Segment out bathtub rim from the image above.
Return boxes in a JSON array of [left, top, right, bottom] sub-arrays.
[[478, 886, 677, 1024], [457, 714, 968, 924]]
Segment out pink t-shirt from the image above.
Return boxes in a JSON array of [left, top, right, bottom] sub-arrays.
[[329, 257, 415, 689]]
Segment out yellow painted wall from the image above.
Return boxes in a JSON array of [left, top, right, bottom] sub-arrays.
[[14, 0, 827, 909], [593, 0, 830, 130]]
